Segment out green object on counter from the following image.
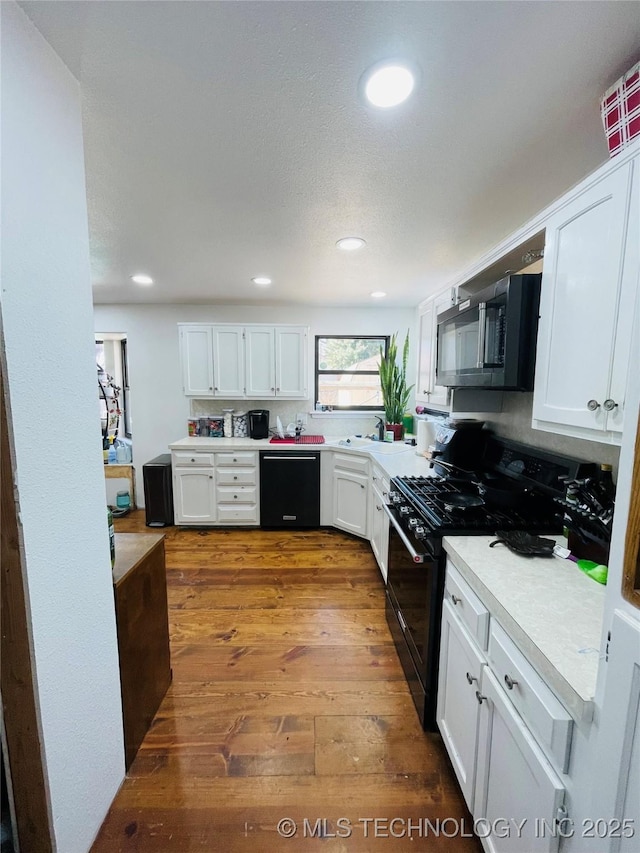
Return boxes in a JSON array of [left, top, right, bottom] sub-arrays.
[[402, 411, 414, 435], [576, 559, 608, 585]]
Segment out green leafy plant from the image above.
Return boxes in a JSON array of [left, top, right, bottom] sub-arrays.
[[379, 331, 413, 424]]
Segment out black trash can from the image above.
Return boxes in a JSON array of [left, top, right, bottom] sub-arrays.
[[143, 454, 174, 527]]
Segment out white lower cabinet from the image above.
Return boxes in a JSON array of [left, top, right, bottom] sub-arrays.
[[437, 599, 486, 811], [330, 452, 369, 538], [369, 467, 390, 581], [173, 450, 258, 525], [474, 667, 566, 853], [173, 468, 216, 523], [438, 560, 570, 853]]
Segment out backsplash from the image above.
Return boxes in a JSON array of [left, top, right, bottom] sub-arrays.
[[485, 393, 620, 472], [190, 399, 383, 438]]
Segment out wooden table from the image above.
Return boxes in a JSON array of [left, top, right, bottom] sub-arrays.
[[112, 532, 171, 770], [105, 463, 137, 508]]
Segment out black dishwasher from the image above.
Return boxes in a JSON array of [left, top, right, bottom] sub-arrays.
[[259, 451, 321, 528]]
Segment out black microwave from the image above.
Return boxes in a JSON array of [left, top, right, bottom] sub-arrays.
[[435, 273, 542, 390]]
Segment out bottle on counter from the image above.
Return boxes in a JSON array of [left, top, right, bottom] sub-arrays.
[[107, 436, 117, 464], [598, 464, 615, 504]]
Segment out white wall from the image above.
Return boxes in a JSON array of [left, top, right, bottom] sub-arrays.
[[1, 4, 125, 850], [94, 303, 416, 505]]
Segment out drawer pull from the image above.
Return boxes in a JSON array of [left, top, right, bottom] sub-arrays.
[[466, 672, 477, 685], [233, 457, 238, 462], [475, 690, 486, 705], [233, 494, 238, 499], [191, 458, 195, 462], [587, 399, 600, 411], [603, 398, 618, 411], [233, 476, 238, 480], [209, 475, 213, 479], [504, 674, 519, 690], [451, 594, 460, 605], [376, 504, 382, 511]]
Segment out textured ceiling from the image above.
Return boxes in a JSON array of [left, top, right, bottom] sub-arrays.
[[20, 1, 640, 307]]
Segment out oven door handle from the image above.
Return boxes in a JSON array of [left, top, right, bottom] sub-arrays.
[[382, 503, 424, 563], [476, 302, 487, 368]]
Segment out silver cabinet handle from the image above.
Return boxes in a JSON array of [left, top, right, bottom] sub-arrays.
[[209, 386, 213, 390], [381, 503, 424, 563], [603, 399, 618, 411], [233, 476, 238, 480], [476, 690, 486, 705], [373, 476, 377, 481], [466, 672, 477, 685], [587, 399, 600, 411], [376, 504, 382, 511], [214, 387, 218, 391], [361, 484, 365, 489], [476, 302, 487, 368], [451, 594, 460, 605], [270, 387, 275, 392], [397, 610, 407, 631], [504, 674, 519, 690], [276, 387, 280, 392]]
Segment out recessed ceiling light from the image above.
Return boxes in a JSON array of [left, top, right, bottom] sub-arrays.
[[363, 61, 416, 108], [370, 291, 387, 299], [252, 276, 272, 286], [336, 237, 366, 251], [131, 273, 153, 285]]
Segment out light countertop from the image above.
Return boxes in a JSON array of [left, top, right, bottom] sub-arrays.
[[443, 535, 605, 724]]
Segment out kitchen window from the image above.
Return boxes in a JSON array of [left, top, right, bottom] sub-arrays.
[[315, 336, 388, 411]]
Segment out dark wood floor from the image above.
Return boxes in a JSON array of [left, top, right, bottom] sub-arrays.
[[92, 512, 480, 852]]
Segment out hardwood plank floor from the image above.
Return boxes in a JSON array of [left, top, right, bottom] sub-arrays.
[[92, 513, 481, 852]]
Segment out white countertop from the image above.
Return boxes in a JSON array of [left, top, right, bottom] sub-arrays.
[[443, 535, 606, 724]]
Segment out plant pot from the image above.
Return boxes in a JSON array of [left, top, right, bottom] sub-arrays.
[[386, 423, 404, 441]]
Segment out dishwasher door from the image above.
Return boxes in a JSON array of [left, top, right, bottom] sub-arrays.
[[259, 451, 321, 528]]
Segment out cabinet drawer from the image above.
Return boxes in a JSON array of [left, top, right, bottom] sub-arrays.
[[445, 561, 490, 650], [216, 451, 257, 467], [172, 451, 215, 468], [489, 621, 573, 773], [333, 452, 370, 475], [217, 504, 259, 524], [216, 485, 257, 504], [372, 464, 390, 495], [216, 468, 256, 486]]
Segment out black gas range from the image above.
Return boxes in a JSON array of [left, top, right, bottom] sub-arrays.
[[383, 437, 595, 730]]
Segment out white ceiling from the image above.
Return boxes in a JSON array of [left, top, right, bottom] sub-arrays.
[[20, 1, 640, 307]]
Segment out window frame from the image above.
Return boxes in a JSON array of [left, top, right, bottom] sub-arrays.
[[314, 335, 389, 412]]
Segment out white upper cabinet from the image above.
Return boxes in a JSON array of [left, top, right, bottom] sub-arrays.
[[416, 289, 451, 408], [274, 326, 307, 398], [179, 323, 308, 400], [181, 325, 214, 396], [533, 155, 638, 442], [245, 327, 276, 397], [212, 325, 246, 398]]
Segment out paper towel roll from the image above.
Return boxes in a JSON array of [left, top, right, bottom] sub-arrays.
[[416, 419, 437, 455]]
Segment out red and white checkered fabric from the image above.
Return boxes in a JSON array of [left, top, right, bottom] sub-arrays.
[[601, 61, 640, 157]]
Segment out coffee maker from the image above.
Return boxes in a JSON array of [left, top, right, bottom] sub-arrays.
[[431, 419, 489, 474], [248, 409, 270, 439]]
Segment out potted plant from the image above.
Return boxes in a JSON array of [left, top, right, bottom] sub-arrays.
[[379, 331, 413, 440]]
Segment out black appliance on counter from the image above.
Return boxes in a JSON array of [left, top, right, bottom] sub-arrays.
[[436, 273, 542, 390], [248, 409, 270, 439], [431, 419, 489, 475], [383, 436, 596, 730], [259, 451, 320, 528], [143, 454, 174, 527]]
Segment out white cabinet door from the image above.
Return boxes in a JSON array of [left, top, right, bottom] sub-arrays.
[[369, 480, 389, 581], [246, 327, 276, 397], [174, 468, 216, 523], [475, 667, 566, 853], [437, 599, 486, 812], [212, 325, 245, 397], [533, 163, 632, 435], [180, 325, 214, 396], [333, 469, 369, 538], [274, 326, 307, 398], [416, 291, 450, 407]]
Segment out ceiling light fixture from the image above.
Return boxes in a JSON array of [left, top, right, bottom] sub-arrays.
[[362, 61, 416, 108], [252, 276, 272, 286], [130, 274, 153, 285], [370, 291, 386, 299], [336, 237, 366, 251]]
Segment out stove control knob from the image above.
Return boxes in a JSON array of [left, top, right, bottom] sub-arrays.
[[389, 491, 402, 504], [414, 526, 426, 539], [399, 505, 411, 516], [408, 517, 420, 528]]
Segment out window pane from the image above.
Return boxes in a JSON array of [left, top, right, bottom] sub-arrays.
[[317, 373, 383, 408], [317, 338, 384, 371]]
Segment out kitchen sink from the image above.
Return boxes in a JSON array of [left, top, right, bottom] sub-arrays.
[[326, 436, 411, 455]]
